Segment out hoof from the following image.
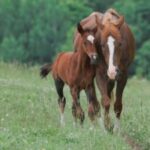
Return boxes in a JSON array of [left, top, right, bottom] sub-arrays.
[[80, 111, 85, 125]]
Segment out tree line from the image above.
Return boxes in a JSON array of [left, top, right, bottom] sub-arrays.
[[0, 0, 149, 79]]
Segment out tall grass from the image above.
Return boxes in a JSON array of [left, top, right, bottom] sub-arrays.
[[0, 62, 149, 150]]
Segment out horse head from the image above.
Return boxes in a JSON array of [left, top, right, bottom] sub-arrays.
[[96, 14, 124, 80], [77, 23, 98, 65]]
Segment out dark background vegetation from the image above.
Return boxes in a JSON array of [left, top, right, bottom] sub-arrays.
[[0, 0, 149, 79]]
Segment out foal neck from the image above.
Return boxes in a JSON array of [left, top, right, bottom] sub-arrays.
[[75, 45, 91, 71]]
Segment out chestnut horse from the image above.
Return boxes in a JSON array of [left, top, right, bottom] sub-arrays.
[[74, 9, 135, 132], [40, 23, 100, 126]]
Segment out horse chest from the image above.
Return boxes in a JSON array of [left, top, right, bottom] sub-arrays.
[[79, 67, 95, 88], [67, 65, 95, 89]]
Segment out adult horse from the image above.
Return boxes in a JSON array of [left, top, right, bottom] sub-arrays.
[[74, 9, 135, 132], [40, 23, 100, 126]]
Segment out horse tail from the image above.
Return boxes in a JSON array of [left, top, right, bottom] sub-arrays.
[[40, 63, 52, 78]]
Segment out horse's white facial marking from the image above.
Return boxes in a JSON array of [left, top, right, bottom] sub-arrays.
[[107, 36, 116, 79], [107, 36, 115, 67], [87, 35, 95, 44]]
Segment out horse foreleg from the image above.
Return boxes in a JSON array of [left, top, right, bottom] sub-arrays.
[[96, 73, 112, 131], [71, 87, 85, 125], [85, 83, 100, 124], [113, 73, 127, 133]]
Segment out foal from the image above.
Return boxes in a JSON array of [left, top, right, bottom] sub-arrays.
[[40, 23, 100, 126]]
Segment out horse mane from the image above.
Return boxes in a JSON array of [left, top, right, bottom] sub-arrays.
[[102, 9, 121, 25]]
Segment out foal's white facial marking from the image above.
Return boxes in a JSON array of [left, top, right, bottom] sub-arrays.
[[107, 36, 116, 79], [87, 35, 95, 44]]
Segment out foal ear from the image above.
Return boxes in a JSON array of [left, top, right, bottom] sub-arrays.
[[77, 23, 84, 35], [95, 15, 104, 30]]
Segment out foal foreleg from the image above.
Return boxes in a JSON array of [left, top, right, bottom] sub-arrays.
[[113, 73, 127, 133], [85, 83, 100, 123], [71, 87, 85, 125]]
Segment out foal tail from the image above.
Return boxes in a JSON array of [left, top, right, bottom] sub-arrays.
[[40, 63, 52, 78]]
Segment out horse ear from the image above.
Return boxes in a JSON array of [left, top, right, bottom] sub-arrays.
[[95, 14, 104, 30], [77, 23, 84, 35], [115, 16, 124, 29]]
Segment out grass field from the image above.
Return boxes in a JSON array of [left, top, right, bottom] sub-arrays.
[[0, 62, 150, 150]]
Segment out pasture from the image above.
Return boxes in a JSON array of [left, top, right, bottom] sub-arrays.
[[0, 62, 149, 150]]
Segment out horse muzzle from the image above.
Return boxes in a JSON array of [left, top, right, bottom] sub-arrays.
[[90, 54, 99, 65], [107, 66, 121, 80]]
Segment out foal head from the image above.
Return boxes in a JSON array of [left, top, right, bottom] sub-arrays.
[[77, 23, 98, 64], [96, 15, 124, 80]]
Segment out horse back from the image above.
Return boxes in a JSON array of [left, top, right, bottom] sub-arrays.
[[51, 52, 74, 81]]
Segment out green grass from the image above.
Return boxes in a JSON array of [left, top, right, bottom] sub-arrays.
[[0, 62, 149, 150]]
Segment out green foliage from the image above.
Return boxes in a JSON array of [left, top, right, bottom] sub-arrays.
[[0, 0, 72, 63], [60, 26, 75, 51], [0, 0, 149, 78], [0, 36, 25, 62], [85, 0, 116, 11], [136, 40, 150, 79]]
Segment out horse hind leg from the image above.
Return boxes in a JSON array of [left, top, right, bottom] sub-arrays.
[[54, 78, 66, 126]]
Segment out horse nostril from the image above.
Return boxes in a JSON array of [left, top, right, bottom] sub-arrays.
[[93, 55, 97, 60], [92, 54, 98, 60], [90, 54, 99, 65], [115, 68, 121, 79]]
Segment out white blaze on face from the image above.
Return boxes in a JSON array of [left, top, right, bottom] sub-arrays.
[[87, 35, 95, 44], [107, 36, 116, 80]]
